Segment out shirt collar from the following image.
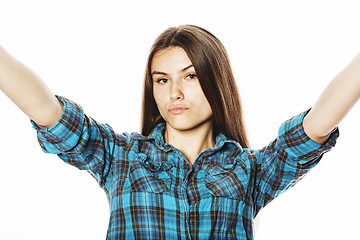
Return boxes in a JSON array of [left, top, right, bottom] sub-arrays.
[[134, 123, 243, 153], [132, 123, 169, 151], [213, 133, 243, 151]]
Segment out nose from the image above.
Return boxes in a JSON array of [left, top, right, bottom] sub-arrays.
[[170, 80, 184, 101]]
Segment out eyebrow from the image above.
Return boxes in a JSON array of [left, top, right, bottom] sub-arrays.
[[151, 64, 194, 76]]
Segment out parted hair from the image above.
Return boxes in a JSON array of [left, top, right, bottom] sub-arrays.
[[141, 25, 249, 148]]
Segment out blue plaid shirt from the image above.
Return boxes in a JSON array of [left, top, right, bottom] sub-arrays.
[[33, 96, 338, 239]]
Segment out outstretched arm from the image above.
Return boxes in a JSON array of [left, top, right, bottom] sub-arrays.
[[303, 52, 360, 144], [0, 45, 62, 128]]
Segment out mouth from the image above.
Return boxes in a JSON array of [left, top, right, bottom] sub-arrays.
[[168, 105, 189, 115]]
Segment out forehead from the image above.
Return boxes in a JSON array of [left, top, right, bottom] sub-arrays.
[[151, 47, 193, 71]]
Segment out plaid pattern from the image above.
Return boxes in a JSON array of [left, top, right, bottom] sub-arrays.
[[32, 96, 339, 240]]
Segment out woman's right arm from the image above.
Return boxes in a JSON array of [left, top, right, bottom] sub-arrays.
[[0, 45, 62, 128], [0, 45, 121, 188]]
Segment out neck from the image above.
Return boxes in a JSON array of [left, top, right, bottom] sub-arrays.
[[164, 122, 215, 164]]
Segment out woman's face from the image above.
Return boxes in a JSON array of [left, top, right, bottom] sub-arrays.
[[151, 47, 213, 133]]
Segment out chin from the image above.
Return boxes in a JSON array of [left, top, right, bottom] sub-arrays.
[[167, 123, 195, 132], [167, 119, 213, 132]]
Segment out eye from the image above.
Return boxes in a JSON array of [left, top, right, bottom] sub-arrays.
[[155, 78, 168, 84], [185, 73, 198, 80]]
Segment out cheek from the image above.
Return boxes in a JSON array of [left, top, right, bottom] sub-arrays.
[[192, 89, 210, 106], [153, 86, 169, 106], [153, 93, 165, 112], [194, 91, 213, 115], [153, 89, 160, 104], [153, 93, 162, 105]]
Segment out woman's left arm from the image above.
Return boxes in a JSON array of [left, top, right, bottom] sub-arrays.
[[303, 52, 360, 144]]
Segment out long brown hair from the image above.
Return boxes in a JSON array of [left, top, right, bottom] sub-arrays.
[[141, 25, 249, 148]]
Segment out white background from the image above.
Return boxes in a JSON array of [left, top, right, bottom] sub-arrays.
[[0, 0, 359, 239]]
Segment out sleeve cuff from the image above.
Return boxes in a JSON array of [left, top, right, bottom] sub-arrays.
[[278, 110, 339, 163], [31, 95, 85, 154]]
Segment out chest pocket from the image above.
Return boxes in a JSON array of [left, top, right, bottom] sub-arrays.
[[128, 153, 173, 193], [205, 157, 248, 199]]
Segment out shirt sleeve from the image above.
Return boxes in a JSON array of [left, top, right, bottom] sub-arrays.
[[32, 96, 121, 189], [251, 110, 339, 215]]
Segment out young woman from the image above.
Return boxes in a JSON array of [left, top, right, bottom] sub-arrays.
[[0, 25, 359, 239]]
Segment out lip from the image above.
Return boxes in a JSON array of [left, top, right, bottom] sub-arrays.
[[168, 105, 189, 114]]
